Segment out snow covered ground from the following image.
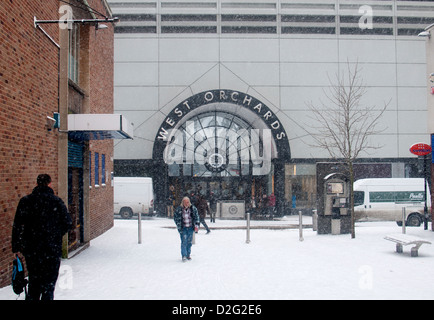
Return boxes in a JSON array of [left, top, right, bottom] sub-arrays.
[[1, 215, 433, 300]]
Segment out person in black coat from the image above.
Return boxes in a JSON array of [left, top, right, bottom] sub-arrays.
[[12, 174, 72, 300]]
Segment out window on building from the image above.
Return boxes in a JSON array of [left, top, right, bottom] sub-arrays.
[[166, 111, 258, 178], [69, 23, 80, 83], [95, 152, 99, 186], [101, 154, 106, 185], [89, 151, 92, 187]]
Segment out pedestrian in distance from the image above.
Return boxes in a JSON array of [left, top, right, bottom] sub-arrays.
[[174, 196, 200, 262], [190, 191, 199, 207], [197, 195, 211, 234], [268, 193, 276, 218], [261, 194, 268, 217], [167, 193, 174, 218], [12, 174, 72, 300], [208, 192, 217, 223]]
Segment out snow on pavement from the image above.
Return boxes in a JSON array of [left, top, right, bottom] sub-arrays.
[[1, 216, 433, 300]]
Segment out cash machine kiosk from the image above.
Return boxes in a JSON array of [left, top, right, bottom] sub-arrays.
[[316, 164, 351, 235]]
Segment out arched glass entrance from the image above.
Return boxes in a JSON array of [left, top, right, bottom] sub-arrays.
[[165, 111, 273, 207], [152, 89, 291, 217]]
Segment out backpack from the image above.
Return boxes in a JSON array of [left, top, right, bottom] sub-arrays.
[[12, 255, 27, 296]]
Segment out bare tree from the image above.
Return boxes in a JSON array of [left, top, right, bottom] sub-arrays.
[[306, 62, 389, 238]]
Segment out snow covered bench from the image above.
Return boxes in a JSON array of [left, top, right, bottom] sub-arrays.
[[384, 234, 431, 257]]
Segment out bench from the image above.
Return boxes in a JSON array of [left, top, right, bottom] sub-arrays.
[[384, 234, 431, 257]]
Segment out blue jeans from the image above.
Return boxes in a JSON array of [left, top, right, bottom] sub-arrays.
[[180, 227, 194, 258]]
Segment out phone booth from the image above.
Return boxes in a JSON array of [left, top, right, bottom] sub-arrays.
[[316, 164, 351, 235]]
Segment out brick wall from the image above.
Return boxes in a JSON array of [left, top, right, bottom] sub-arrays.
[[0, 0, 60, 287], [0, 0, 116, 288], [87, 0, 115, 240], [89, 140, 114, 240]]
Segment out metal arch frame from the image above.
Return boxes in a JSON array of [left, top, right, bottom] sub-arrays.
[[175, 110, 257, 178]]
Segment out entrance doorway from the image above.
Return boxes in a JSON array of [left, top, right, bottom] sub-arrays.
[[152, 90, 291, 217], [170, 177, 251, 201], [165, 110, 275, 207], [68, 167, 83, 251], [67, 140, 84, 251], [168, 175, 271, 215]]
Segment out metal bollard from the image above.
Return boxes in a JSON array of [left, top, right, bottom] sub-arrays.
[[246, 212, 251, 244], [312, 209, 318, 231], [299, 210, 304, 242], [138, 212, 142, 244], [402, 207, 406, 234]]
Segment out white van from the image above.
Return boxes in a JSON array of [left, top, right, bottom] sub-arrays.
[[114, 177, 154, 219], [354, 178, 430, 226]]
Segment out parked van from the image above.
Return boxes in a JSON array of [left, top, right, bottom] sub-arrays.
[[354, 178, 430, 226], [114, 177, 154, 219]]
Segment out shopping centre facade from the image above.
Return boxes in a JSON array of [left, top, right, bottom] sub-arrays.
[[108, 0, 434, 216]]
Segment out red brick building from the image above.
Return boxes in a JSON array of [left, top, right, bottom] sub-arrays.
[[0, 0, 131, 288]]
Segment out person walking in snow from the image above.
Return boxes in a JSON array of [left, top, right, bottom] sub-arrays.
[[174, 196, 200, 262], [197, 195, 211, 234], [12, 174, 72, 300], [167, 192, 174, 218], [190, 191, 199, 207], [268, 193, 276, 218], [208, 192, 217, 223]]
